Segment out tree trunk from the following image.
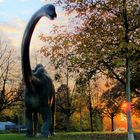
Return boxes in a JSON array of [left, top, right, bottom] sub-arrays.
[[111, 115, 114, 131], [66, 66, 71, 132], [66, 114, 70, 132], [89, 101, 93, 132], [126, 57, 135, 140], [88, 82, 93, 132]]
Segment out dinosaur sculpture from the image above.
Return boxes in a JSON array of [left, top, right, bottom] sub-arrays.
[[21, 4, 57, 137]]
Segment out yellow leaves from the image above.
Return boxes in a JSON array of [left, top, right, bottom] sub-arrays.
[[38, 33, 47, 42], [40, 46, 50, 57]]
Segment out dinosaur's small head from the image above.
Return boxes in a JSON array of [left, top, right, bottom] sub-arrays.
[[42, 4, 57, 20]]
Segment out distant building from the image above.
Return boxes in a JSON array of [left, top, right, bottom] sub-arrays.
[[0, 121, 15, 130]]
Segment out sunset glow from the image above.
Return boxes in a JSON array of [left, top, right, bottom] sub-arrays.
[[0, 0, 73, 49], [121, 101, 131, 113]]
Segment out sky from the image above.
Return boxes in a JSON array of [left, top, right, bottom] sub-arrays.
[[0, 0, 72, 50], [0, 0, 51, 22]]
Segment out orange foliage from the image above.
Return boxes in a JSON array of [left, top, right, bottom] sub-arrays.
[[103, 113, 140, 131]]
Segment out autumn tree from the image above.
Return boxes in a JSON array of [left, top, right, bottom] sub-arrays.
[[56, 84, 76, 131], [101, 81, 125, 131], [0, 36, 22, 113], [75, 77, 87, 131], [75, 74, 92, 131], [40, 29, 82, 131], [41, 1, 140, 138], [53, 0, 140, 139]]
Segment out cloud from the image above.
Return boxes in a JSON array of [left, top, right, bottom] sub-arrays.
[[0, 12, 7, 16], [0, 0, 4, 3], [0, 17, 47, 50], [0, 8, 76, 51], [0, 18, 26, 48]]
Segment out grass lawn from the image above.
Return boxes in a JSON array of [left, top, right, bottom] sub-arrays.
[[0, 133, 91, 140], [0, 132, 139, 140], [0, 133, 85, 140]]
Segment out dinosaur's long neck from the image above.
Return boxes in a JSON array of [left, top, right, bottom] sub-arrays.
[[21, 10, 42, 90]]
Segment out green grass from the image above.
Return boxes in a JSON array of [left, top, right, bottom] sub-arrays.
[[0, 132, 139, 140], [0, 133, 92, 140]]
